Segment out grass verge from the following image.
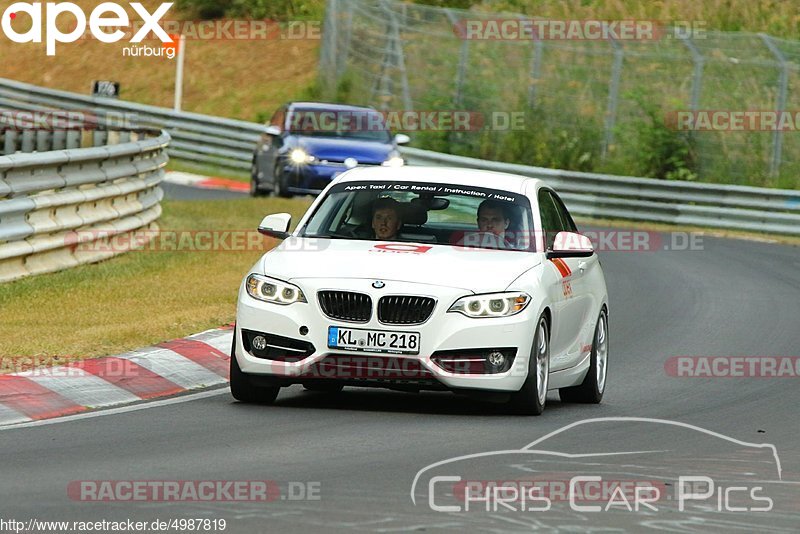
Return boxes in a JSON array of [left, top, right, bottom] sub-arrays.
[[0, 196, 313, 366]]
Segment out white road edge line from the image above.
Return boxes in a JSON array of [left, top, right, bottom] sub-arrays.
[[0, 387, 230, 432]]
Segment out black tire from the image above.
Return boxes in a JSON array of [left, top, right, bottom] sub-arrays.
[[230, 330, 280, 404], [273, 163, 293, 198], [250, 158, 265, 197], [249, 177, 263, 197], [303, 383, 344, 393], [507, 313, 550, 415], [559, 308, 608, 404]]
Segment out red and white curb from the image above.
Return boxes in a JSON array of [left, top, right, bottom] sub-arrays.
[[164, 171, 249, 193], [0, 327, 233, 427]]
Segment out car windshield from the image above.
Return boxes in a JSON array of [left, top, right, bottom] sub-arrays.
[[299, 180, 536, 252], [286, 108, 393, 142]]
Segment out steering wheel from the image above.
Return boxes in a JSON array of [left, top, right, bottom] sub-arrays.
[[339, 225, 369, 238]]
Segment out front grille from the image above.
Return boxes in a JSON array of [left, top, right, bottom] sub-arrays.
[[317, 159, 383, 166], [378, 295, 436, 325], [318, 291, 372, 322]]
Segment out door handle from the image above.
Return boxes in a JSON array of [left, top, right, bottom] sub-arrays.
[[578, 261, 587, 273]]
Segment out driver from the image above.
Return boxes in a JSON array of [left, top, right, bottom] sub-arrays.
[[371, 197, 403, 240]]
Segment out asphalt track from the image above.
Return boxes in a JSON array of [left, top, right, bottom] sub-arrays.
[[2, 183, 799, 532]]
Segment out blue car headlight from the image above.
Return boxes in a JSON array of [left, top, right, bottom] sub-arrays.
[[382, 150, 405, 167], [289, 148, 316, 165]]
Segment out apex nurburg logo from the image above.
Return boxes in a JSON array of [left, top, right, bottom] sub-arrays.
[[0, 1, 173, 56]]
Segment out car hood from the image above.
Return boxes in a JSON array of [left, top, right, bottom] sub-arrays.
[[292, 136, 393, 164], [259, 237, 541, 292]]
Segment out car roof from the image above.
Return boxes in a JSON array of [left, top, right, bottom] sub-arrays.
[[336, 166, 545, 195], [287, 102, 377, 112]]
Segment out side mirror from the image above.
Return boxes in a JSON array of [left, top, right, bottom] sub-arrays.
[[265, 125, 282, 136], [258, 213, 292, 239], [546, 231, 594, 259], [394, 133, 411, 145]]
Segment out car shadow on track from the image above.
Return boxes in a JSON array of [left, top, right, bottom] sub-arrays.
[[229, 385, 586, 416]]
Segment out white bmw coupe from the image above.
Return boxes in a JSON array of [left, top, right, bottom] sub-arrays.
[[232, 166, 609, 415]]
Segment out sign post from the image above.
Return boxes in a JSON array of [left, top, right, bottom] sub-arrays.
[[166, 34, 186, 111]]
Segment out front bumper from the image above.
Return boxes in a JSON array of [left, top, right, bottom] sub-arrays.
[[235, 277, 536, 392]]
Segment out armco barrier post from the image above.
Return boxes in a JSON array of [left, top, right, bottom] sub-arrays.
[[760, 33, 788, 178]]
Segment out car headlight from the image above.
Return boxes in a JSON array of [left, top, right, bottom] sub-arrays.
[[289, 148, 315, 164], [448, 292, 530, 318], [246, 274, 307, 305], [382, 152, 405, 167]]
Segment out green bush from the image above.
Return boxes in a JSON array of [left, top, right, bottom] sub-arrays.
[[613, 90, 698, 181]]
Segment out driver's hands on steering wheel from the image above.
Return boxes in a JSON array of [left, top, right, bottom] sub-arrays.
[[342, 225, 370, 238]]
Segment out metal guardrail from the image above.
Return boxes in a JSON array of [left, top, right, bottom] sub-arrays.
[[0, 77, 261, 172], [0, 122, 170, 283], [403, 147, 800, 236], [1, 77, 798, 236]]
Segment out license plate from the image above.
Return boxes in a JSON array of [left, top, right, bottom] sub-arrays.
[[328, 326, 420, 355]]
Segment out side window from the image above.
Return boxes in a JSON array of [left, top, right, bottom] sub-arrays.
[[550, 192, 578, 233], [538, 190, 565, 250]]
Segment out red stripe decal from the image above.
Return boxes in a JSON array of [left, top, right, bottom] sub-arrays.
[[551, 258, 571, 278], [0, 375, 86, 420], [158, 339, 230, 379], [77, 357, 185, 400]]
